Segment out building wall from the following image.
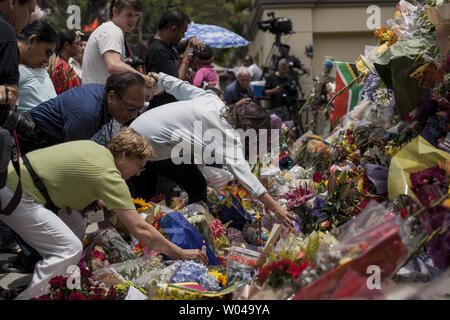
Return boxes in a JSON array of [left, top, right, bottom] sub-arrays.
[[247, 4, 396, 94]]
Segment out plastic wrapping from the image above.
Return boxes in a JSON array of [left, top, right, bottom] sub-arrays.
[[427, 3, 450, 57], [159, 210, 220, 265], [388, 135, 450, 200], [81, 227, 136, 271], [294, 201, 424, 299], [226, 246, 267, 283], [93, 255, 164, 289]]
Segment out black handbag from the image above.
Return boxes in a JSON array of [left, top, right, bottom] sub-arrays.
[[0, 127, 22, 215]]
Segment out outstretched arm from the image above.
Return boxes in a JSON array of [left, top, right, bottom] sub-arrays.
[[115, 208, 208, 263], [155, 72, 210, 101]]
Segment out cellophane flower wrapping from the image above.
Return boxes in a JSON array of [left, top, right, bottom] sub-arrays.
[[93, 255, 164, 289], [179, 203, 217, 253], [82, 227, 136, 271], [293, 200, 423, 299], [147, 260, 225, 300]]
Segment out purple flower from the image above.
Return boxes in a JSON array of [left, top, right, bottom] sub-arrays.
[[421, 116, 446, 147]]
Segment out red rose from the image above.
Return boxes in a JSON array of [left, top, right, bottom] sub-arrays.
[[313, 172, 324, 183], [400, 208, 408, 219], [49, 276, 68, 290], [106, 287, 117, 300], [54, 291, 65, 300], [68, 292, 87, 300], [286, 264, 303, 278], [91, 250, 104, 260], [88, 294, 103, 300], [348, 135, 355, 145]]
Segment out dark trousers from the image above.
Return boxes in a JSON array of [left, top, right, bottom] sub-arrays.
[[127, 159, 207, 205]]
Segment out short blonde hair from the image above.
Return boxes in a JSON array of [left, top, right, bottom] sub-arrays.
[[107, 127, 153, 159]]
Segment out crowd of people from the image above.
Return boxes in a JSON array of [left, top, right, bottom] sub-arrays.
[[0, 0, 299, 300]]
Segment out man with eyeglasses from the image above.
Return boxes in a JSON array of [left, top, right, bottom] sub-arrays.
[[3, 71, 147, 275], [18, 71, 148, 154]]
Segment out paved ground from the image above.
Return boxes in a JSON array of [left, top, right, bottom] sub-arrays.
[[0, 223, 99, 299]]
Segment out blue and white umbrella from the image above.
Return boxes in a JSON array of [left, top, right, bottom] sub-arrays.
[[183, 23, 249, 49]]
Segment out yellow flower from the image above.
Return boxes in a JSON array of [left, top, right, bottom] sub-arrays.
[[357, 178, 364, 193], [356, 58, 370, 77], [208, 271, 227, 287]]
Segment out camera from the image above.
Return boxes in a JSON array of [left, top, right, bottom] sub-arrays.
[[125, 56, 146, 71], [280, 80, 298, 107], [280, 80, 297, 93], [257, 12, 293, 36], [0, 105, 35, 137]]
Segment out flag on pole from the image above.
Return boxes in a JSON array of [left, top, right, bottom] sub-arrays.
[[332, 61, 364, 119], [84, 18, 99, 35]]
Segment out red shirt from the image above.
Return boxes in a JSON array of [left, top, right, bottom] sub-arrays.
[[47, 54, 81, 95]]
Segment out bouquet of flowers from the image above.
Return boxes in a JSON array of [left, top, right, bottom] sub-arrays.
[[81, 228, 136, 272], [256, 257, 309, 289], [32, 266, 116, 300]]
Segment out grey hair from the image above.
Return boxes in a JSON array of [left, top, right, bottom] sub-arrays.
[[236, 66, 252, 78], [278, 58, 289, 68]]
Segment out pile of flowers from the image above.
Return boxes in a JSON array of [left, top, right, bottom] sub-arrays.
[[33, 266, 116, 300]]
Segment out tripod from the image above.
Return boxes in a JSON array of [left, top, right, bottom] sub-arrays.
[[261, 33, 283, 80]]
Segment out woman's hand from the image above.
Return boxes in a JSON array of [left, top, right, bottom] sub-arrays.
[[179, 248, 208, 265], [271, 204, 297, 231], [258, 193, 296, 230]]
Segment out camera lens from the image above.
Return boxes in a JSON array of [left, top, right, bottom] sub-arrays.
[[0, 108, 35, 138]]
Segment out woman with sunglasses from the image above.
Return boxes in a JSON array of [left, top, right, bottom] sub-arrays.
[[16, 20, 58, 114]]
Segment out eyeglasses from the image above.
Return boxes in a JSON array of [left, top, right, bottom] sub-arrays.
[[116, 94, 144, 113]]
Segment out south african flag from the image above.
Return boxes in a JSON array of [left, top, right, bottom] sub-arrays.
[[332, 61, 364, 119]]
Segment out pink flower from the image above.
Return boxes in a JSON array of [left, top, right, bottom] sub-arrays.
[[210, 219, 225, 238], [68, 292, 87, 300], [330, 164, 340, 175], [90, 250, 104, 260]]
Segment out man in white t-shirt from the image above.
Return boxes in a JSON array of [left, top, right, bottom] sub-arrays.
[[82, 0, 151, 85], [243, 55, 262, 81]]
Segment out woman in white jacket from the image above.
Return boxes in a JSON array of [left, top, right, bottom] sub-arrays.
[[129, 73, 295, 229]]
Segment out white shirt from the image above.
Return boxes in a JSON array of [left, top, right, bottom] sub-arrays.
[[249, 64, 263, 81], [69, 57, 82, 80], [17, 64, 57, 114], [82, 21, 125, 84], [130, 73, 267, 198]]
